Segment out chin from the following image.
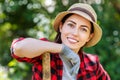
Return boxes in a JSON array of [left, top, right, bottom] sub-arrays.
[[68, 45, 80, 51]]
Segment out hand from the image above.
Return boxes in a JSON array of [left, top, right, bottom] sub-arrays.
[[60, 44, 80, 74], [60, 44, 80, 65]]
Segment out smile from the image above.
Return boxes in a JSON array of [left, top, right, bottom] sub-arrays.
[[67, 37, 79, 43]]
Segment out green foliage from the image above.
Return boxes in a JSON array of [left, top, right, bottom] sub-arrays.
[[0, 0, 120, 80]]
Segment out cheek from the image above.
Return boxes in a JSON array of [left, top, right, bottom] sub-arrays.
[[60, 25, 70, 36], [60, 33, 67, 44], [60, 28, 66, 41], [79, 33, 90, 42], [60, 28, 70, 43], [60, 30, 67, 40]]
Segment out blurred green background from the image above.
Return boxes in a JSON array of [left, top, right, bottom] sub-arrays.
[[0, 0, 120, 80]]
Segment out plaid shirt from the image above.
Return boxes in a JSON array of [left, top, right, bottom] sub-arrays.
[[11, 38, 110, 80]]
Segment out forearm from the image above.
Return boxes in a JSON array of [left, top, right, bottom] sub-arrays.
[[13, 38, 62, 58]]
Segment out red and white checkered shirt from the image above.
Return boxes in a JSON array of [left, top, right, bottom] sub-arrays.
[[11, 38, 110, 80]]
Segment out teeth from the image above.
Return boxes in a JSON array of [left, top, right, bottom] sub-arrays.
[[68, 37, 78, 43]]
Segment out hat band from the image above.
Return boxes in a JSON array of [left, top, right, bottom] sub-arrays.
[[69, 7, 95, 22]]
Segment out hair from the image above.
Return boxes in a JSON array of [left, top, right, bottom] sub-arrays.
[[54, 13, 94, 51]]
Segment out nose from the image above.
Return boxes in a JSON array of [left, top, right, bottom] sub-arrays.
[[71, 28, 79, 36]]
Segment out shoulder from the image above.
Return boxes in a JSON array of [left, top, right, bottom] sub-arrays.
[[81, 52, 110, 79], [83, 52, 99, 63]]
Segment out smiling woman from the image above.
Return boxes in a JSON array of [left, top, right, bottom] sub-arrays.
[[10, 3, 110, 80]]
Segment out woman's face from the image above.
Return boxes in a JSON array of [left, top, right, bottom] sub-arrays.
[[59, 14, 93, 53]]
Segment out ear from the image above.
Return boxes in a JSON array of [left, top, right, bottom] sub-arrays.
[[59, 22, 63, 32], [87, 33, 94, 42]]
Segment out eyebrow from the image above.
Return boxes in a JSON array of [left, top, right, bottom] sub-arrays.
[[66, 20, 76, 25]]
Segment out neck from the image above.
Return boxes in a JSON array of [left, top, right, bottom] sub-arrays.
[[72, 49, 79, 54]]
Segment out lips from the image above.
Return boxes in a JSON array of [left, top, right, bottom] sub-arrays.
[[67, 37, 79, 43]]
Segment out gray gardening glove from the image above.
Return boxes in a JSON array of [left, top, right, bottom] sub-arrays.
[[60, 44, 80, 78]]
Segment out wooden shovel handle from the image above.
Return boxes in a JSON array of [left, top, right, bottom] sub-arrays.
[[42, 53, 51, 80]]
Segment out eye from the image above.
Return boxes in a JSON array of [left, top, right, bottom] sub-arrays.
[[80, 27, 88, 32], [67, 23, 74, 28]]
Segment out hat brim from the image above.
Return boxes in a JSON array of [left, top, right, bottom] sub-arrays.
[[53, 11, 102, 47]]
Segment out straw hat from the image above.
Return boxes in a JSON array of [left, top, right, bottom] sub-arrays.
[[53, 3, 102, 47]]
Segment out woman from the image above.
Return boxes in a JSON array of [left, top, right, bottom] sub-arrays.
[[11, 3, 110, 80]]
